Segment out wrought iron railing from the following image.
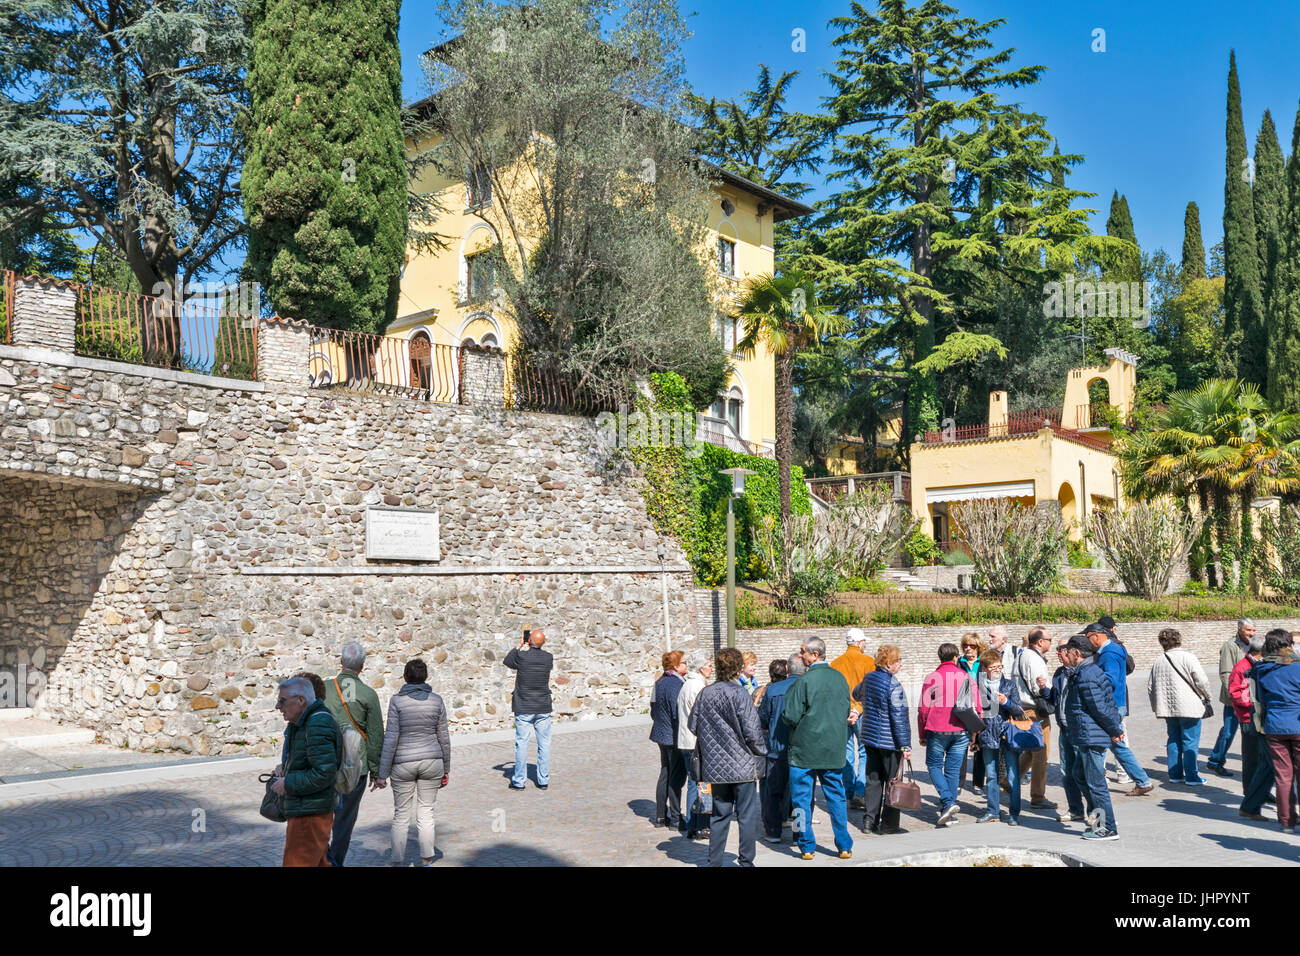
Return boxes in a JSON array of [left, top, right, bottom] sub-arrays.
[[696, 415, 773, 458], [306, 326, 463, 403], [507, 354, 628, 416]]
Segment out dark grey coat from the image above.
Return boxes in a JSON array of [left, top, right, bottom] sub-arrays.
[[687, 680, 767, 784]]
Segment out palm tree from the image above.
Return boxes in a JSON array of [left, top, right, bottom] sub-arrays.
[[735, 269, 846, 520]]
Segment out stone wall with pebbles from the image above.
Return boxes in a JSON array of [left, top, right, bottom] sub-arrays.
[[0, 346, 700, 754]]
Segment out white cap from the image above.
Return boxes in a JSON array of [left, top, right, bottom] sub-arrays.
[[847, 628, 867, 645]]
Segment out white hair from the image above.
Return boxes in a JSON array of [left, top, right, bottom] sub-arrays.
[[340, 642, 366, 672], [279, 677, 315, 703], [688, 651, 712, 673]]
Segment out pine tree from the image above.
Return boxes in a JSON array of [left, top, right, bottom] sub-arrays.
[[1268, 102, 1300, 412], [1181, 201, 1207, 281], [1223, 51, 1267, 385], [1254, 110, 1286, 311], [243, 0, 407, 332]]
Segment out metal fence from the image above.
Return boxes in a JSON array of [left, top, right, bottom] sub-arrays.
[[307, 326, 464, 403], [506, 353, 627, 416], [736, 587, 1300, 630], [74, 284, 258, 380]]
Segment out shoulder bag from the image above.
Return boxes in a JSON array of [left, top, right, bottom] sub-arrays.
[[259, 771, 286, 823], [886, 757, 923, 811], [1166, 652, 1214, 719], [952, 674, 986, 734], [1003, 716, 1045, 752]]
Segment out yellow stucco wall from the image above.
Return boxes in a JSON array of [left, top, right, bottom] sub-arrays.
[[390, 132, 782, 450], [909, 429, 1122, 542]]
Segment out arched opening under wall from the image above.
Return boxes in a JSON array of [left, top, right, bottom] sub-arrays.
[[1084, 377, 1110, 428], [1058, 481, 1078, 539]]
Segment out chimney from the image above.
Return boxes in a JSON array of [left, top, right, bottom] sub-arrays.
[[988, 390, 1008, 436]]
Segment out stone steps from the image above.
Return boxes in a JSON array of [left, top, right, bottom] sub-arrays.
[[879, 568, 934, 591]]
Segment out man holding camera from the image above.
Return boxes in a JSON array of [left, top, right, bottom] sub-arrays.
[[505, 629, 554, 791]]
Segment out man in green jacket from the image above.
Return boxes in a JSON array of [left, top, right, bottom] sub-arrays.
[[273, 676, 341, 867], [782, 637, 854, 861], [323, 642, 386, 866]]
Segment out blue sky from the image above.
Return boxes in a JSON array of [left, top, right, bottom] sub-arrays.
[[401, 0, 1300, 259]]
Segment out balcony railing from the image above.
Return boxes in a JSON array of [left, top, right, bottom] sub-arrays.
[[921, 405, 1110, 452], [806, 471, 910, 503], [308, 326, 463, 403], [696, 415, 773, 458]]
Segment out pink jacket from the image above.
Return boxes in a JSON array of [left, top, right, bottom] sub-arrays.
[[918, 661, 982, 742], [1229, 655, 1255, 723]]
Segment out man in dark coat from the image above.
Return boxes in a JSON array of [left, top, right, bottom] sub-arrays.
[[273, 676, 342, 867], [649, 651, 688, 828], [505, 629, 554, 790], [688, 647, 767, 867], [1064, 634, 1125, 841]]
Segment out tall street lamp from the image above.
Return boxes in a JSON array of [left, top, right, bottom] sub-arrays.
[[718, 467, 755, 649]]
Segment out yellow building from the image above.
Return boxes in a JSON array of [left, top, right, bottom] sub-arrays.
[[387, 111, 812, 457], [822, 404, 903, 475], [909, 348, 1138, 544]]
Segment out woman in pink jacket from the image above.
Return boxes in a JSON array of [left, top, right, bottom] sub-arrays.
[[919, 643, 982, 827]]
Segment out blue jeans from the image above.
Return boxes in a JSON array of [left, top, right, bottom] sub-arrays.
[[843, 735, 867, 800], [1058, 728, 1086, 816], [1208, 706, 1239, 768], [1241, 723, 1275, 814], [1075, 743, 1117, 832], [512, 713, 551, 787], [1165, 716, 1202, 782], [983, 748, 1021, 819], [1109, 730, 1150, 786], [327, 772, 368, 866], [789, 765, 853, 855], [925, 731, 969, 809]]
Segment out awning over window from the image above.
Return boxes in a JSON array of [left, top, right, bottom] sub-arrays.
[[926, 480, 1035, 504]]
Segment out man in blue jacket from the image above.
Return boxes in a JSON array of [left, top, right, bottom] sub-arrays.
[[1040, 637, 1087, 824], [1087, 622, 1153, 796], [1064, 634, 1126, 841], [757, 655, 802, 844]]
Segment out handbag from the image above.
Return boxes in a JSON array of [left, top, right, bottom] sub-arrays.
[[885, 757, 923, 811], [259, 771, 286, 823], [1165, 652, 1215, 720], [1003, 716, 1045, 753], [952, 674, 986, 734]]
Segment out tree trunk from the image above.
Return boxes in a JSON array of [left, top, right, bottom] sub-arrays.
[[1197, 482, 1214, 586], [776, 348, 794, 522]]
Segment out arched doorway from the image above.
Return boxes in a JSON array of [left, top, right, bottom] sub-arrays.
[[1058, 481, 1078, 538], [409, 331, 432, 391]]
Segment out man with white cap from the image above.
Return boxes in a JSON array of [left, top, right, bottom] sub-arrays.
[[830, 628, 876, 810]]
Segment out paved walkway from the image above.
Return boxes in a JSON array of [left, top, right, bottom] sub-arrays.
[[0, 672, 1295, 866]]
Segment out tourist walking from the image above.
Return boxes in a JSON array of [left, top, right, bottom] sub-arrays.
[[1251, 633, 1300, 833], [831, 628, 876, 810], [677, 651, 714, 840], [852, 644, 911, 835], [1235, 632, 1272, 822], [757, 658, 798, 843], [973, 651, 1026, 825], [956, 634, 988, 794], [783, 637, 854, 860], [377, 659, 451, 866], [272, 676, 342, 867], [1147, 628, 1213, 787], [650, 651, 688, 829], [1041, 636, 1087, 824], [920, 643, 980, 827], [322, 642, 385, 867], [1208, 619, 1255, 778], [1064, 634, 1124, 841], [1088, 622, 1154, 795], [687, 648, 767, 866], [505, 629, 554, 791], [1014, 627, 1057, 808]]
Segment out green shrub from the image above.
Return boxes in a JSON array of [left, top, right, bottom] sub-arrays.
[[904, 528, 942, 567], [843, 574, 892, 594], [1181, 580, 1210, 597], [942, 550, 973, 566], [1067, 540, 1097, 569]]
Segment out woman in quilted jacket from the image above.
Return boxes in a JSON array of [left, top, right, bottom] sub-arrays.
[[853, 644, 911, 835], [1147, 629, 1212, 786], [973, 651, 1025, 826], [377, 659, 451, 866]]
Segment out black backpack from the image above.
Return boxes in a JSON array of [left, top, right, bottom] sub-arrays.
[[1116, 638, 1136, 676]]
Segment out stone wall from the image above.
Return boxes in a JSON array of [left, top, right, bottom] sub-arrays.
[[460, 347, 505, 407], [11, 278, 76, 354], [0, 346, 701, 754]]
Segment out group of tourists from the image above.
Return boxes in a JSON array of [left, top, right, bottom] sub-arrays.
[[267, 629, 554, 866], [654, 616, 1300, 866]]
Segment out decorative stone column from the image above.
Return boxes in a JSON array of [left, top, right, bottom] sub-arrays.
[[460, 344, 506, 407], [256, 315, 311, 386], [12, 276, 77, 353]]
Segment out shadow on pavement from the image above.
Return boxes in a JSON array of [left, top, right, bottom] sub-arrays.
[[1200, 830, 1300, 863]]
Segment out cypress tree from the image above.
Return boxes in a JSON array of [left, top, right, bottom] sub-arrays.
[[1106, 191, 1137, 244], [1181, 201, 1207, 281], [1254, 110, 1286, 310], [1267, 102, 1300, 412], [243, 0, 406, 332], [1223, 51, 1267, 385]]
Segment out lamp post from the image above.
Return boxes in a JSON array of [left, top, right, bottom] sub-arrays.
[[656, 542, 671, 650], [718, 467, 755, 649]]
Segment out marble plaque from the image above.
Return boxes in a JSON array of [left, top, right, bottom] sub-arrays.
[[365, 506, 440, 561]]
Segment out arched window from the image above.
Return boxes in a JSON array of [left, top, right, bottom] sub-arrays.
[[726, 386, 743, 435], [480, 332, 499, 348]]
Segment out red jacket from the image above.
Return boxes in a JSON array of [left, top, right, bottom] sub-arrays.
[[1229, 655, 1255, 723], [918, 661, 982, 744]]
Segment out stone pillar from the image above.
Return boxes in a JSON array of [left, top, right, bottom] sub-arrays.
[[12, 276, 76, 353], [460, 345, 505, 407], [256, 316, 310, 386]]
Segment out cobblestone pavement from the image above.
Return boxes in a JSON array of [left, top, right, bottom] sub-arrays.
[[1, 671, 1297, 866]]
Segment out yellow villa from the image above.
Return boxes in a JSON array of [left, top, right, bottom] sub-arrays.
[[908, 348, 1139, 546], [375, 105, 812, 458]]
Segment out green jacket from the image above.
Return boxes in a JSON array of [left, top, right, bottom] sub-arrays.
[[282, 699, 341, 817], [781, 662, 850, 770], [324, 672, 385, 776]]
